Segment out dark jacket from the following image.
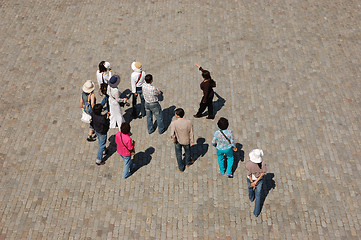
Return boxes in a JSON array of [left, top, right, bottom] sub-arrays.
[[90, 113, 110, 135]]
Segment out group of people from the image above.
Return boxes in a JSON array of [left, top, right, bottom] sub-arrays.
[[80, 61, 267, 217]]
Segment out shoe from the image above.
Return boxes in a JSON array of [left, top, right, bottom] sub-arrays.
[[227, 174, 233, 178], [96, 161, 105, 165], [206, 116, 214, 119], [103, 148, 109, 156], [193, 114, 201, 118], [178, 168, 185, 173], [87, 135, 96, 142]]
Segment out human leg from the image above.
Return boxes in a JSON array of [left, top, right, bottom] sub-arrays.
[[247, 178, 255, 202], [101, 95, 109, 112], [195, 97, 207, 117], [139, 91, 146, 117], [145, 102, 155, 134], [95, 132, 107, 164], [216, 149, 226, 174], [121, 155, 133, 178], [206, 97, 214, 118], [253, 178, 264, 216], [174, 143, 185, 171], [87, 125, 96, 141], [183, 144, 192, 165], [132, 93, 138, 117], [224, 147, 234, 176], [152, 102, 165, 134]]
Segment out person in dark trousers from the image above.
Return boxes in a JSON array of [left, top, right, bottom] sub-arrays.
[[90, 104, 110, 165], [193, 63, 216, 119]]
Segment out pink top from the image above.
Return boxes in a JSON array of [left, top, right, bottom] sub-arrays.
[[115, 132, 134, 156]]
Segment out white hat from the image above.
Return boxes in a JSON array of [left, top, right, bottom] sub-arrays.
[[249, 149, 263, 163], [131, 61, 142, 71], [104, 62, 111, 69], [82, 80, 95, 93]]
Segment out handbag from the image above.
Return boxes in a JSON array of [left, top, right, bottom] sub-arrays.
[[81, 110, 91, 123], [100, 74, 108, 95], [120, 133, 135, 155]]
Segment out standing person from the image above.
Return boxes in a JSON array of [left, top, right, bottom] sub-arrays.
[[130, 61, 146, 118], [142, 74, 165, 134], [107, 75, 127, 130], [194, 63, 216, 119], [170, 108, 194, 172], [246, 149, 267, 217], [115, 122, 136, 179], [212, 117, 237, 178], [96, 61, 112, 111], [80, 80, 97, 142], [90, 104, 110, 165]]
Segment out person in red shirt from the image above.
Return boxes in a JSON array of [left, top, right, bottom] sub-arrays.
[[115, 122, 136, 179]]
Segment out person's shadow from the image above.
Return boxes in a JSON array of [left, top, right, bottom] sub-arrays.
[[161, 105, 176, 131], [191, 138, 209, 162], [131, 147, 155, 175], [102, 135, 117, 162], [259, 173, 276, 212], [231, 143, 245, 173], [213, 92, 226, 117], [119, 89, 134, 123]]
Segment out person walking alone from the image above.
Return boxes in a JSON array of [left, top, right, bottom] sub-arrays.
[[170, 108, 194, 172], [246, 149, 267, 217], [130, 61, 146, 118], [194, 63, 216, 119], [212, 117, 237, 178], [142, 74, 165, 134]]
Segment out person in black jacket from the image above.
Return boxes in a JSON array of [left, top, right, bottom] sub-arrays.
[[193, 63, 216, 119], [90, 104, 110, 165]]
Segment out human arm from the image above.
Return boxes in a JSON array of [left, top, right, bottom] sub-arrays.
[[229, 130, 237, 151], [250, 172, 264, 188], [90, 93, 95, 108], [96, 71, 103, 89], [169, 122, 177, 143], [131, 72, 137, 94], [80, 95, 83, 108], [211, 131, 218, 147], [190, 123, 194, 146]]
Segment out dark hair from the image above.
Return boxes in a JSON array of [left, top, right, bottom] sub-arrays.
[[217, 117, 229, 130], [145, 74, 153, 83], [99, 61, 106, 73], [93, 104, 103, 115], [202, 70, 211, 80], [121, 122, 131, 134], [174, 108, 184, 118]]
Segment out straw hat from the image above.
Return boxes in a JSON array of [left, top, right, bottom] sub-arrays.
[[131, 61, 142, 71], [249, 149, 264, 163], [82, 80, 95, 93]]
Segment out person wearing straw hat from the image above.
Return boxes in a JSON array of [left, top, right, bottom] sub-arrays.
[[130, 61, 146, 118], [245, 149, 267, 217], [107, 75, 127, 130], [80, 80, 97, 141]]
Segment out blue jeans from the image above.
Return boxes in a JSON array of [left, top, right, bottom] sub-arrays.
[[247, 178, 263, 217], [216, 147, 234, 175], [174, 143, 191, 171], [132, 90, 146, 117], [121, 155, 135, 179], [100, 95, 109, 112], [145, 102, 165, 134], [95, 132, 107, 163]]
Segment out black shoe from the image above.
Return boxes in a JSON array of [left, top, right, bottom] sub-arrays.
[[193, 114, 201, 118], [206, 116, 214, 119], [87, 135, 96, 142], [227, 174, 233, 178]]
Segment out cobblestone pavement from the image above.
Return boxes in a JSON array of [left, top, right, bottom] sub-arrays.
[[0, 0, 360, 239]]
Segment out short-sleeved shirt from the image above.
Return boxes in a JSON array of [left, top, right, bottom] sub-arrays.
[[142, 83, 160, 103]]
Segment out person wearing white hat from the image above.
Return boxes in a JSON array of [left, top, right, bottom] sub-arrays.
[[130, 61, 146, 118], [96, 61, 112, 112], [245, 149, 267, 217], [107, 75, 127, 130], [80, 80, 97, 141]]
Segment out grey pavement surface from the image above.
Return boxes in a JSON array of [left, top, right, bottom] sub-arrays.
[[0, 0, 360, 239]]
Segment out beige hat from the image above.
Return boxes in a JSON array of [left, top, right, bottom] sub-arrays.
[[249, 149, 264, 163], [82, 80, 95, 93], [103, 61, 111, 69], [131, 61, 142, 71]]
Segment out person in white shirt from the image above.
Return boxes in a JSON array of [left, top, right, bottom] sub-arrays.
[[107, 75, 127, 130], [96, 61, 112, 111], [130, 61, 146, 118]]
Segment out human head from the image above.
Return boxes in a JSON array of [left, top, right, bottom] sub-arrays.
[[202, 70, 211, 80], [82, 80, 95, 93], [93, 104, 103, 115], [174, 108, 185, 118], [98, 61, 106, 72], [109, 75, 120, 88], [131, 61, 142, 71], [121, 122, 131, 134], [217, 117, 229, 130], [145, 74, 153, 84]]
